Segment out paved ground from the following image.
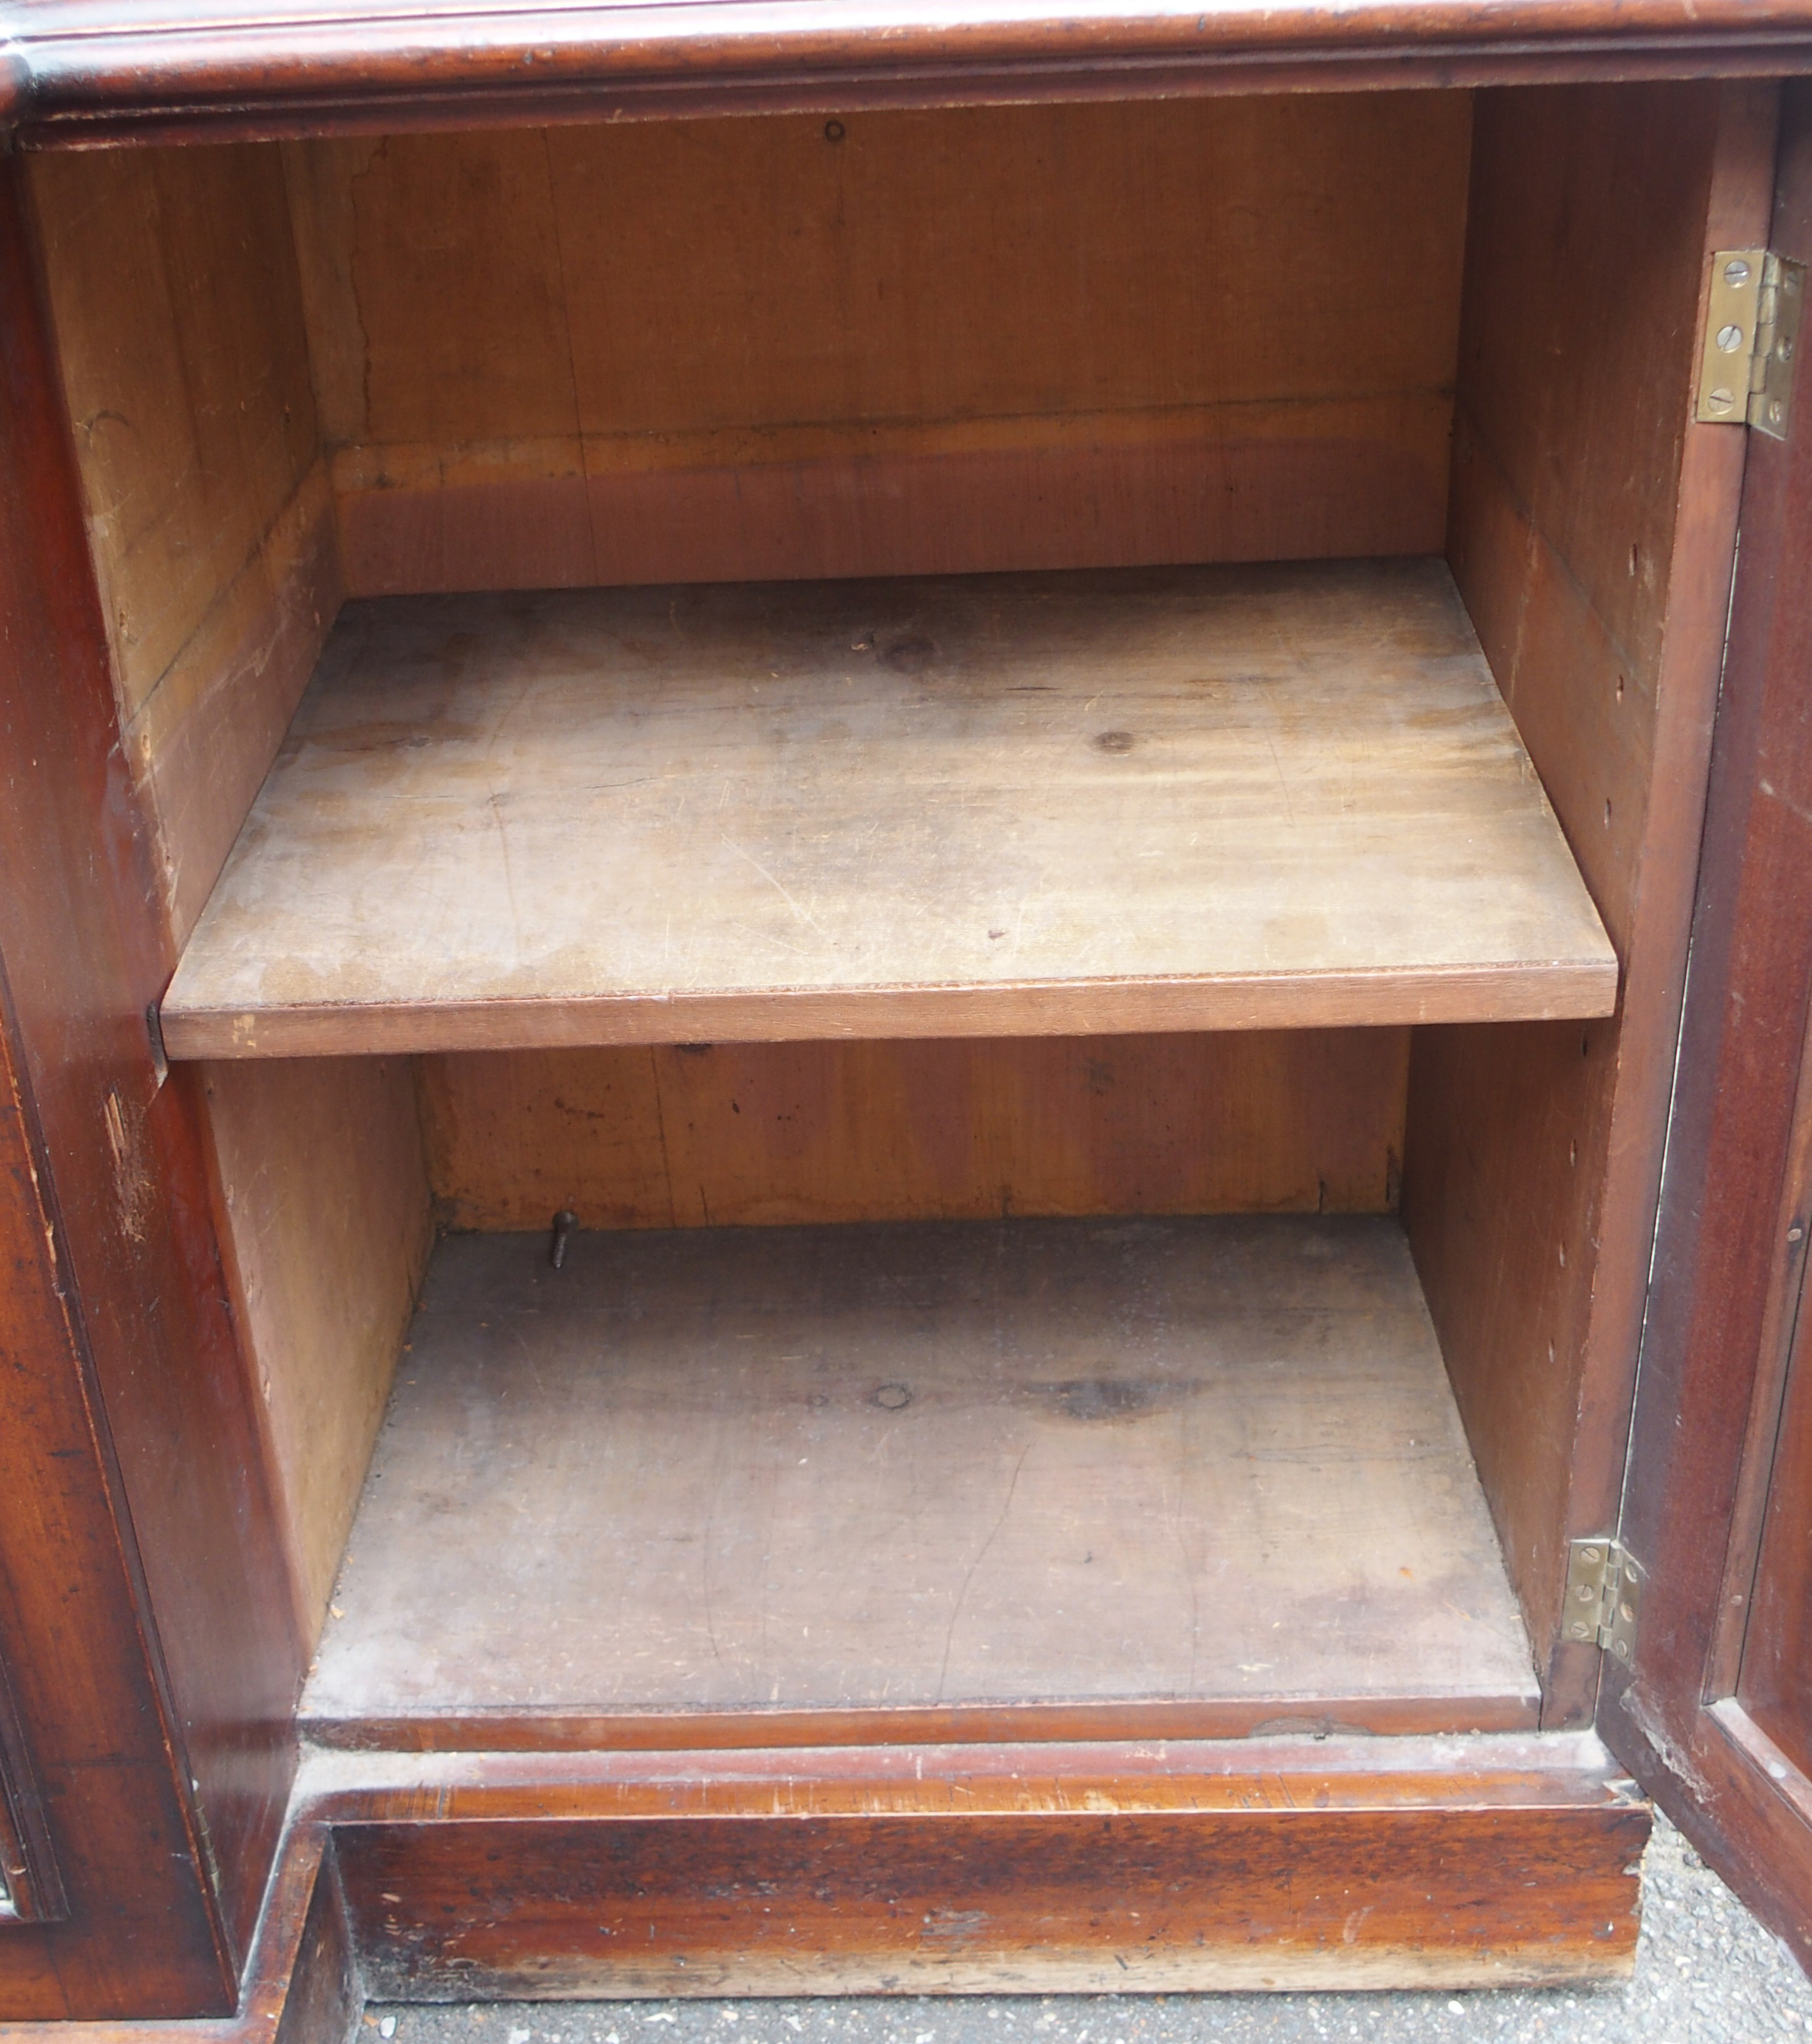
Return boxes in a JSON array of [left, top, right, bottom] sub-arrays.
[[369, 1812, 1811, 2044]]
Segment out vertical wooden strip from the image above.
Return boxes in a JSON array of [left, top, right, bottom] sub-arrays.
[[1602, 81, 1812, 1971], [0, 152, 305, 1987], [1408, 81, 1775, 1720]]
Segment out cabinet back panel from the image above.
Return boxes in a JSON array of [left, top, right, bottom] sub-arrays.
[[282, 93, 1472, 594], [420, 1032, 1408, 1232]]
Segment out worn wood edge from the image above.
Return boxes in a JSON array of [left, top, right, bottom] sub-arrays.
[[0, 1730, 1643, 2025], [0, 1821, 357, 2044], [321, 1736, 1648, 1995], [339, 1937, 1638, 1999], [1606, 1690, 1812, 1966], [292, 1729, 1636, 1819], [297, 1691, 1543, 1756], [162, 961, 1619, 1063], [11, 3, 1812, 146]]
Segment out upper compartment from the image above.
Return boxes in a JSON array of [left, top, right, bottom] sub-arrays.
[[30, 94, 1617, 1058]]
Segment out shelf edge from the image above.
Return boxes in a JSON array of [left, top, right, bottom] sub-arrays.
[[160, 958, 1622, 1062]]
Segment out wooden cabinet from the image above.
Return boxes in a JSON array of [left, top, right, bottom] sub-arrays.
[[1, 6, 1811, 2024]]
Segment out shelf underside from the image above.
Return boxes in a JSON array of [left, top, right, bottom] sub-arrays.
[[162, 559, 1616, 1059], [301, 1215, 1538, 1747]]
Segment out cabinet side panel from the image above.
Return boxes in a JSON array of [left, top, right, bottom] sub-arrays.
[[419, 1032, 1409, 1231], [286, 94, 1471, 592], [27, 143, 344, 951], [200, 1058, 434, 1646], [1409, 81, 1772, 1715], [0, 155, 302, 1996], [24, 144, 426, 1689]]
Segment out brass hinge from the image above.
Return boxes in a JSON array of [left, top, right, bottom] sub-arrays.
[[1566, 1537, 1644, 1665], [1697, 249, 1805, 441]]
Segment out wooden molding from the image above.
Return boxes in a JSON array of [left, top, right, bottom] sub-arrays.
[[8, 1, 1812, 143]]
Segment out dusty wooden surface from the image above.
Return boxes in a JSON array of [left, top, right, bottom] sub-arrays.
[[162, 559, 1615, 1058], [302, 1215, 1536, 1741], [419, 1030, 1408, 1231]]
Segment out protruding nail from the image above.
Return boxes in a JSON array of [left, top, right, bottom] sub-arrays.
[[551, 1209, 578, 1269]]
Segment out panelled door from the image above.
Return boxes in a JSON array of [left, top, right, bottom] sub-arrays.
[[1604, 75, 1812, 1971]]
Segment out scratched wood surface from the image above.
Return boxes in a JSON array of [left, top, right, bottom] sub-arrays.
[[301, 1216, 1538, 1737], [160, 559, 1616, 1058]]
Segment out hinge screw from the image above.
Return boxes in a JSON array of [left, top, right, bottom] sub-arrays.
[[1707, 387, 1737, 415], [1717, 323, 1745, 352], [1726, 258, 1753, 285]]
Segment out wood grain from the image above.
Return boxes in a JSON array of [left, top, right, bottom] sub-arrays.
[[0, 976, 226, 2010], [159, 560, 1617, 1060], [1738, 1221, 1812, 1777], [1602, 81, 1812, 1973], [419, 1031, 1408, 1232], [333, 408, 1454, 600], [301, 1216, 1537, 1740], [28, 143, 343, 949], [1405, 81, 1767, 1718], [311, 1734, 1644, 1994], [341, 1803, 1646, 1995], [9, 0, 1812, 146], [0, 149, 304, 2002], [288, 99, 1467, 590], [200, 1056, 433, 1643], [0, 1825, 362, 2044], [28, 143, 320, 723]]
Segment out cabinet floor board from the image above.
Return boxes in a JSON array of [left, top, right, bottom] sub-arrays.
[[160, 559, 1616, 1059], [301, 1214, 1538, 1745]]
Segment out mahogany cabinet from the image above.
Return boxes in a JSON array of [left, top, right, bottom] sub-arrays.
[[1, 3, 1812, 2028]]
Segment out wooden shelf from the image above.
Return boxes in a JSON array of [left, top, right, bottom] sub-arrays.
[[301, 1215, 1539, 1748], [160, 559, 1616, 1059]]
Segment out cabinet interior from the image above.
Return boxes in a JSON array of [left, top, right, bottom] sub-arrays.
[[23, 81, 1731, 1742]]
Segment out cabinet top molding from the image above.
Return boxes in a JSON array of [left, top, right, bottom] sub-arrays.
[[2, 0, 1811, 143]]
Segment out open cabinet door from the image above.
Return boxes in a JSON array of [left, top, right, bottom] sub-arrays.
[[1601, 77, 1812, 1971]]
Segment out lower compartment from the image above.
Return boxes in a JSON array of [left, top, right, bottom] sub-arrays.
[[295, 1733, 1648, 1996], [302, 1214, 1536, 1749]]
